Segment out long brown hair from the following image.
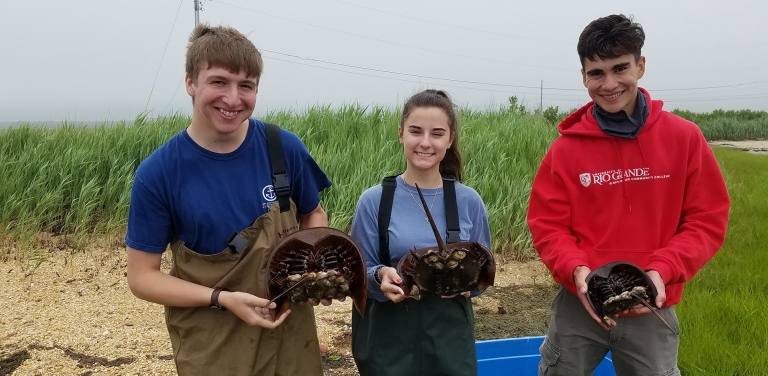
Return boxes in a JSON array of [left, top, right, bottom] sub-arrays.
[[400, 89, 463, 182]]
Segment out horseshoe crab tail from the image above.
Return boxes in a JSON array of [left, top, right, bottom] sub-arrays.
[[415, 184, 445, 251], [630, 292, 678, 335]]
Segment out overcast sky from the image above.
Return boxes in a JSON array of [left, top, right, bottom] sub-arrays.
[[2, 0, 767, 123]]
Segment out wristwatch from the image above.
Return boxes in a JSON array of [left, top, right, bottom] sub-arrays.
[[209, 287, 228, 310]]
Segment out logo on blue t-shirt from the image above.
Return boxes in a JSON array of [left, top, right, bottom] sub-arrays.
[[262, 185, 277, 202]]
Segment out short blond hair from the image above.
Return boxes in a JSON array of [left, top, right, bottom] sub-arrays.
[[185, 23, 263, 83]]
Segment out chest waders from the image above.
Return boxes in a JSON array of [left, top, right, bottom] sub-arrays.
[[164, 123, 323, 376], [351, 176, 478, 376]]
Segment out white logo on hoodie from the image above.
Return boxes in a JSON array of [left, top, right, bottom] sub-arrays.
[[578, 167, 669, 187], [579, 173, 591, 187]]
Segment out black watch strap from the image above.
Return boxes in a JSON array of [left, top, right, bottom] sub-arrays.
[[210, 287, 228, 310]]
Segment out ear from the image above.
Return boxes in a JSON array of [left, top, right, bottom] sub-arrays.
[[637, 56, 646, 80], [185, 74, 195, 97], [449, 132, 455, 149], [397, 126, 404, 143], [581, 68, 588, 88]]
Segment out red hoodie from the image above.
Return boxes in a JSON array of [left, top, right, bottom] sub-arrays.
[[526, 88, 730, 307]]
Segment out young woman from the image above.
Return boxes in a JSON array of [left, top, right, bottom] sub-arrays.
[[350, 89, 492, 376]]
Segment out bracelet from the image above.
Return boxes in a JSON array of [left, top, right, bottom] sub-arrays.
[[373, 265, 384, 285]]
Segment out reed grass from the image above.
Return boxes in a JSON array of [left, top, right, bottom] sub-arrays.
[[0, 105, 762, 259]]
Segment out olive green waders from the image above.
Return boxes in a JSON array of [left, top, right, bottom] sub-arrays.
[[352, 294, 478, 376], [165, 201, 323, 375]]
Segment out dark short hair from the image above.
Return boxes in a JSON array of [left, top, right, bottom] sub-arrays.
[[400, 90, 463, 182], [577, 14, 645, 67]]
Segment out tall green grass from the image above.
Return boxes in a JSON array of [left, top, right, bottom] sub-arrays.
[[0, 106, 556, 257], [0, 105, 763, 259], [0, 113, 188, 240], [672, 108, 768, 141], [677, 148, 768, 375]]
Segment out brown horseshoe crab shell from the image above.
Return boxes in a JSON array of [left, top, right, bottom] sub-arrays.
[[266, 227, 367, 317], [395, 184, 496, 299], [397, 241, 495, 299]]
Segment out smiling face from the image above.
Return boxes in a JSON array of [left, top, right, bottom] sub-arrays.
[[398, 107, 454, 174], [185, 65, 258, 137], [582, 54, 645, 114]]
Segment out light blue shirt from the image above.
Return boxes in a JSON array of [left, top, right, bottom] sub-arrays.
[[350, 175, 492, 302]]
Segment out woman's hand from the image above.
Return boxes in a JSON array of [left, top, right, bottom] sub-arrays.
[[379, 266, 405, 303]]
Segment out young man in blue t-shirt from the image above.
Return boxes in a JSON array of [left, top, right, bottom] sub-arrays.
[[125, 24, 331, 375]]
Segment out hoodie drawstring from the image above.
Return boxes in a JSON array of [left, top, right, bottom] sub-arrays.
[[612, 139, 632, 212], [637, 137, 649, 166]]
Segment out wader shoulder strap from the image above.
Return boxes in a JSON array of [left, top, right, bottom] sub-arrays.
[[265, 122, 290, 213], [377, 176, 398, 264], [226, 122, 290, 253], [442, 175, 461, 244], [376, 175, 460, 264]]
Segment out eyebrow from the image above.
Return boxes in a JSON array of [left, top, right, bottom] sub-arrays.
[[586, 62, 631, 75], [408, 125, 447, 132], [207, 75, 257, 85]]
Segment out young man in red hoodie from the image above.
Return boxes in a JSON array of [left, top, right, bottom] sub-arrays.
[[526, 14, 730, 375]]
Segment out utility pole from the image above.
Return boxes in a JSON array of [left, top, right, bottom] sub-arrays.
[[194, 0, 200, 26], [540, 80, 543, 113]]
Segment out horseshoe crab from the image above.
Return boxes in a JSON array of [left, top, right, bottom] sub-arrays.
[[266, 227, 367, 317], [396, 184, 495, 299], [586, 261, 676, 333]]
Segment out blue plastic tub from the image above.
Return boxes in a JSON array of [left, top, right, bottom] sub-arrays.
[[476, 336, 615, 376]]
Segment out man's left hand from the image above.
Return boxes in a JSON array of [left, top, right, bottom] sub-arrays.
[[627, 270, 666, 315]]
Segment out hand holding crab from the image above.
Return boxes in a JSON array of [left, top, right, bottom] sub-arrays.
[[585, 261, 676, 334], [378, 266, 406, 303]]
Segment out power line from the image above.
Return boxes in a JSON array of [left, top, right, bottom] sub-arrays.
[[269, 52, 768, 103], [194, 1, 768, 107], [330, 0, 768, 52], [328, 0, 570, 46], [653, 80, 768, 92], [665, 93, 768, 103], [162, 77, 186, 115], [209, 1, 768, 77], [145, 0, 185, 113], [648, 42, 768, 51], [264, 55, 541, 97], [262, 49, 542, 90], [207, 0, 571, 71], [331, 0, 767, 52], [263, 48, 768, 94]]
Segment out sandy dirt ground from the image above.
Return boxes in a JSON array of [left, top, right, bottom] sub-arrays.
[[709, 140, 768, 154], [0, 236, 554, 376]]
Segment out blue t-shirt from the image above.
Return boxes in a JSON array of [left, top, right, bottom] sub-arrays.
[[350, 175, 492, 302], [125, 119, 332, 255]]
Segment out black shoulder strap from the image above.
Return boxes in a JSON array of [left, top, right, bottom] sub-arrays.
[[376, 175, 461, 263], [264, 122, 290, 213], [377, 176, 398, 264], [442, 175, 461, 244]]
